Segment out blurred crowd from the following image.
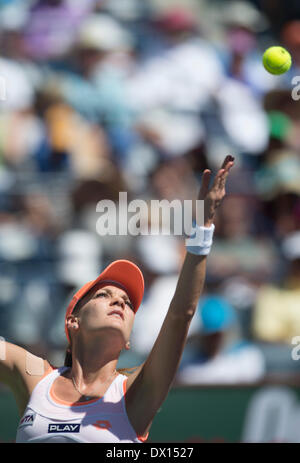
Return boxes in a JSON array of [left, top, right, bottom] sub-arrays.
[[0, 0, 300, 384]]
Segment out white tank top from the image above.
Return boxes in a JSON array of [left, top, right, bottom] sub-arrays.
[[15, 366, 148, 443]]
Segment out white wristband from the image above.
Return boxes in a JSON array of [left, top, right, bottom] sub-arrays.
[[185, 223, 215, 255]]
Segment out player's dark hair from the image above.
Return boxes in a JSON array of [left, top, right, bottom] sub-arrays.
[[64, 347, 72, 367]]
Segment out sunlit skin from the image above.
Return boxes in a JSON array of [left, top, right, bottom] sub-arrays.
[[0, 155, 235, 439], [67, 283, 135, 344], [59, 283, 136, 400]]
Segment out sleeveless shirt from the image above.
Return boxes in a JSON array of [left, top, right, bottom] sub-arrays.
[[15, 366, 148, 443]]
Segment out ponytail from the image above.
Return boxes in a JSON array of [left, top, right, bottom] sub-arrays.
[[64, 346, 72, 367]]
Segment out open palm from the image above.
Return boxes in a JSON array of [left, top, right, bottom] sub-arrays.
[[198, 155, 235, 226]]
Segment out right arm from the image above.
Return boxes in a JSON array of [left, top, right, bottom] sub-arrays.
[[125, 156, 234, 436], [0, 340, 51, 415]]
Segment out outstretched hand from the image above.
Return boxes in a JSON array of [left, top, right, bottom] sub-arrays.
[[198, 155, 235, 226]]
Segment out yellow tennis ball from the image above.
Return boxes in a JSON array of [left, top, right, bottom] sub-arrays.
[[263, 46, 292, 75]]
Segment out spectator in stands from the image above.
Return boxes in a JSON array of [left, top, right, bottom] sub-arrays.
[[177, 295, 265, 384], [252, 231, 300, 345]]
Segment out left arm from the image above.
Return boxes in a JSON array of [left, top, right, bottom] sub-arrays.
[[126, 156, 234, 435]]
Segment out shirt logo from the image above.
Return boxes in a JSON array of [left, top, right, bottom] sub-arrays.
[[19, 412, 36, 428], [92, 420, 112, 430], [48, 424, 81, 433]]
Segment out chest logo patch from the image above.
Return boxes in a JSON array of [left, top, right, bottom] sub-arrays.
[[48, 423, 81, 433], [19, 412, 36, 428]]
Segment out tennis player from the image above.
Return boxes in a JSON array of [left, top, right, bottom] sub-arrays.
[[0, 155, 234, 443]]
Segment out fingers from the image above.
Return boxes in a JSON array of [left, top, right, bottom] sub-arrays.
[[199, 156, 235, 198], [212, 158, 234, 191], [221, 155, 235, 170], [219, 160, 234, 189], [219, 162, 234, 190], [211, 168, 225, 190], [198, 169, 211, 199]]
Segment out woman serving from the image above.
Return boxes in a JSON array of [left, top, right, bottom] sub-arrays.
[[0, 155, 234, 443]]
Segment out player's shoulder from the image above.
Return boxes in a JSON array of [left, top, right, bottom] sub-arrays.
[[1, 340, 53, 387], [0, 340, 55, 414]]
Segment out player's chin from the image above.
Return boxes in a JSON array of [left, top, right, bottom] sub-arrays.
[[87, 314, 133, 337], [106, 313, 125, 322], [88, 322, 128, 339]]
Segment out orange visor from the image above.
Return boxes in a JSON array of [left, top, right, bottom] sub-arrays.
[[64, 259, 144, 343]]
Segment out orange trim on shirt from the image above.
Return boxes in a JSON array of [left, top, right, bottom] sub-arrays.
[[40, 363, 55, 381], [122, 377, 149, 443], [138, 433, 149, 443], [49, 385, 102, 407]]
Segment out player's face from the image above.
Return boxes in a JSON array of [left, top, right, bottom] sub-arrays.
[[68, 283, 135, 346]]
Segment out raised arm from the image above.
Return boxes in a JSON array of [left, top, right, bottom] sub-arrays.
[[125, 155, 235, 436], [170, 155, 234, 315]]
